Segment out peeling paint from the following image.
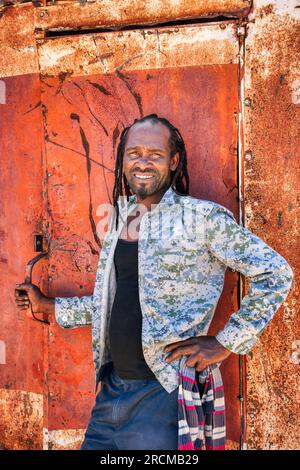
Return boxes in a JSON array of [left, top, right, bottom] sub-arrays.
[[0, 4, 39, 76], [0, 389, 43, 450], [47, 428, 85, 450], [249, 0, 300, 19], [33, 0, 250, 32], [39, 44, 77, 68], [0, 6, 240, 79], [37, 23, 239, 78], [291, 78, 300, 105]]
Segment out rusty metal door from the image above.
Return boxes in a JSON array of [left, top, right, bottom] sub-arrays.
[[34, 20, 243, 449]]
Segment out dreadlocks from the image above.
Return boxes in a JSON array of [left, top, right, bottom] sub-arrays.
[[112, 114, 190, 231]]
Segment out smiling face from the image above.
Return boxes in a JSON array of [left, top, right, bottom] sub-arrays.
[[123, 120, 179, 199]]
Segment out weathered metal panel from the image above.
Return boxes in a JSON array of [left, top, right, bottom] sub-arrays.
[[0, 389, 43, 450], [37, 23, 239, 77], [243, 1, 300, 449], [0, 71, 47, 449], [37, 22, 241, 447], [0, 4, 39, 77], [0, 0, 248, 76], [0, 1, 251, 32]]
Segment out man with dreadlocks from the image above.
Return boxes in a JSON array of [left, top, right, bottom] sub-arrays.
[[15, 114, 293, 450]]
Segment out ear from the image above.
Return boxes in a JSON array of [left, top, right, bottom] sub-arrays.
[[170, 152, 180, 172]]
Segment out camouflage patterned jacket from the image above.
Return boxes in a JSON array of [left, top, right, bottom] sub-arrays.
[[55, 186, 294, 393]]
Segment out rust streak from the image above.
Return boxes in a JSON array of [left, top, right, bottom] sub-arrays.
[[74, 114, 102, 249], [24, 100, 42, 114], [115, 69, 143, 117], [71, 81, 109, 136], [87, 80, 112, 96]]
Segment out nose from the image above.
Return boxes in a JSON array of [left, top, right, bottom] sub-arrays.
[[138, 153, 152, 166], [133, 153, 156, 172]]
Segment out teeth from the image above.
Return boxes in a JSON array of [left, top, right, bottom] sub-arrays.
[[134, 174, 154, 179]]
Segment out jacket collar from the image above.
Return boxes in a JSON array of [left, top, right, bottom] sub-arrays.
[[126, 184, 177, 210]]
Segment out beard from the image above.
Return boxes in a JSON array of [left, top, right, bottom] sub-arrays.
[[127, 173, 170, 199]]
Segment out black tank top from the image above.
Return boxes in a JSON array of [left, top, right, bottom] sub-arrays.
[[108, 238, 156, 379]]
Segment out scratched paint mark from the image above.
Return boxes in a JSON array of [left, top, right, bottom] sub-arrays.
[[71, 81, 109, 136], [24, 101, 42, 115], [70, 80, 113, 203], [87, 240, 99, 255], [87, 80, 112, 96], [71, 113, 102, 249], [112, 122, 121, 159], [43, 106, 112, 171], [115, 69, 143, 117], [277, 211, 283, 226], [282, 297, 297, 323], [56, 71, 73, 97], [115, 52, 145, 72]]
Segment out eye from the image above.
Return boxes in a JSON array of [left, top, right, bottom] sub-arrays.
[[128, 152, 139, 158], [151, 153, 162, 159]]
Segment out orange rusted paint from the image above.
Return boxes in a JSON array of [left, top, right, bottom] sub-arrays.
[[0, 72, 47, 449]]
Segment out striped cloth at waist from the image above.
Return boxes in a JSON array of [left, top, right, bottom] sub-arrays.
[[178, 356, 226, 450]]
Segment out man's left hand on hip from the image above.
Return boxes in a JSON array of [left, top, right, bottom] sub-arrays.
[[164, 335, 232, 372]]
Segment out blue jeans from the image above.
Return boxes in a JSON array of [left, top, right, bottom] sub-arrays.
[[80, 362, 179, 450]]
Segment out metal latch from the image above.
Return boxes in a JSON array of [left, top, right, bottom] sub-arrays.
[[15, 235, 50, 325]]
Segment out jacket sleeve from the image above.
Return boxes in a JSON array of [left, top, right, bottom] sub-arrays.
[[55, 294, 94, 328], [206, 205, 294, 355]]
